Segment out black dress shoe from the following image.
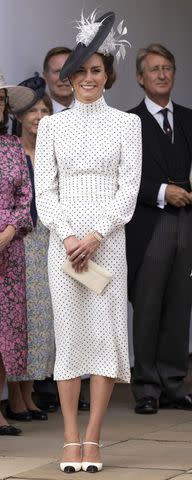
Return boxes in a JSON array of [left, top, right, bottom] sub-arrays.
[[160, 394, 192, 410], [6, 406, 32, 422], [28, 409, 48, 420], [35, 400, 58, 412], [0, 425, 22, 436], [135, 397, 158, 414], [33, 380, 59, 411], [78, 399, 90, 411]]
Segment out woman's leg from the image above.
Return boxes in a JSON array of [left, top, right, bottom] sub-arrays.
[[83, 375, 115, 463], [57, 377, 81, 462], [0, 355, 8, 426], [8, 381, 27, 412], [20, 381, 38, 410]]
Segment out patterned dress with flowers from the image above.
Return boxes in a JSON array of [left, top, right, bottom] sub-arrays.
[[0, 135, 32, 376], [8, 155, 55, 381]]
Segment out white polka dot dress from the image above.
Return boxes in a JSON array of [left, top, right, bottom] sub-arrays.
[[35, 96, 142, 382]]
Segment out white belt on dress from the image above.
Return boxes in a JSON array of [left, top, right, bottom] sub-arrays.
[[59, 173, 117, 201]]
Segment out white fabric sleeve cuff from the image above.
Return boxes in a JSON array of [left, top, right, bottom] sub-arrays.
[[157, 184, 168, 209]]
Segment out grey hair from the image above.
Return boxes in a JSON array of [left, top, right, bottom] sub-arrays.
[[136, 43, 176, 76]]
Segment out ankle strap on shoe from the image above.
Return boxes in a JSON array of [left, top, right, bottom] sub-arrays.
[[83, 441, 103, 447], [63, 442, 81, 448]]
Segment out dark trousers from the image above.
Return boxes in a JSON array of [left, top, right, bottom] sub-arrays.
[[131, 208, 192, 401]]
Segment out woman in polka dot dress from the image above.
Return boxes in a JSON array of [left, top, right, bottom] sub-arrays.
[[35, 11, 142, 473]]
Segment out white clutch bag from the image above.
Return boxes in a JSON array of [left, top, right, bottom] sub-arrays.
[[63, 258, 113, 294]]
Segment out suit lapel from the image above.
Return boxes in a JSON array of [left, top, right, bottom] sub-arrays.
[[173, 103, 192, 170], [136, 101, 169, 175]]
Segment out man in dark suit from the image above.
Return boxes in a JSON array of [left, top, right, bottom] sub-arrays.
[[126, 44, 192, 414]]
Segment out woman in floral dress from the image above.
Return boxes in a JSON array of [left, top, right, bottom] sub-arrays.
[[7, 77, 55, 422], [0, 74, 34, 435]]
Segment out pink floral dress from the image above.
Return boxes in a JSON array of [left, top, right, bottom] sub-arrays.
[[0, 134, 32, 375]]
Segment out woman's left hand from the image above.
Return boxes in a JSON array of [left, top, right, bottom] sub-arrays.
[[68, 233, 101, 272], [0, 225, 16, 252]]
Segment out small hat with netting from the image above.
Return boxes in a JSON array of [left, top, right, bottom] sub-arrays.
[[18, 73, 46, 106]]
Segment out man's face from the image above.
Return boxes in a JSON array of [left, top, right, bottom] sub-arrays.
[[137, 53, 175, 103], [44, 53, 73, 104]]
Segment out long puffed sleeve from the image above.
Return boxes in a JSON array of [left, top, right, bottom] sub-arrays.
[[0, 136, 33, 237], [34, 116, 75, 241], [94, 114, 142, 237]]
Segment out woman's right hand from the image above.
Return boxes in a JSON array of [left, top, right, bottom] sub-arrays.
[[0, 225, 15, 252], [64, 235, 89, 273], [64, 235, 80, 254]]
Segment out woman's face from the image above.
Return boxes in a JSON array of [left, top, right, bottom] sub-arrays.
[[70, 53, 107, 103], [0, 89, 6, 123], [19, 99, 50, 136]]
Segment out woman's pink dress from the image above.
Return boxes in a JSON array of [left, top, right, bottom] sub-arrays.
[[0, 135, 32, 375]]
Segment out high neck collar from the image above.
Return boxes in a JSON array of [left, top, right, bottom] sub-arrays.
[[73, 96, 107, 114]]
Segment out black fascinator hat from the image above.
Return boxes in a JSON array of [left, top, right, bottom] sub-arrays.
[[17, 73, 46, 113], [11, 74, 47, 135], [60, 11, 115, 80]]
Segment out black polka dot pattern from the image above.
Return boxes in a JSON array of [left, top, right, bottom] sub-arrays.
[[35, 96, 142, 382]]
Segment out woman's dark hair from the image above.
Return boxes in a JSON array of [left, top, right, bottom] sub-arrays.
[[16, 92, 53, 137], [40, 92, 53, 115], [99, 53, 116, 89], [0, 89, 9, 134]]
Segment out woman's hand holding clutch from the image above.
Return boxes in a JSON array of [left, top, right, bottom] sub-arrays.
[[65, 233, 102, 273], [64, 235, 79, 254]]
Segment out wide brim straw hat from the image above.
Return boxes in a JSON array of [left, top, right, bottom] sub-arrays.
[[60, 11, 115, 80], [0, 73, 37, 114]]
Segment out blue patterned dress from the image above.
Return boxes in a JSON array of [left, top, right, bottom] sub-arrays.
[[8, 155, 55, 381]]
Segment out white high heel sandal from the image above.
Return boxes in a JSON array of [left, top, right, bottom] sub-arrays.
[[82, 441, 103, 473], [60, 442, 82, 473]]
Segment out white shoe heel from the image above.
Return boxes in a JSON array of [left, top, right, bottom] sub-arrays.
[[60, 442, 82, 473], [82, 441, 103, 473]]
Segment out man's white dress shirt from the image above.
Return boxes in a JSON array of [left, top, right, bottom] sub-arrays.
[[144, 96, 173, 209], [52, 98, 74, 114]]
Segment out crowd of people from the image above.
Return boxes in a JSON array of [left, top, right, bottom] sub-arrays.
[[0, 8, 192, 474]]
